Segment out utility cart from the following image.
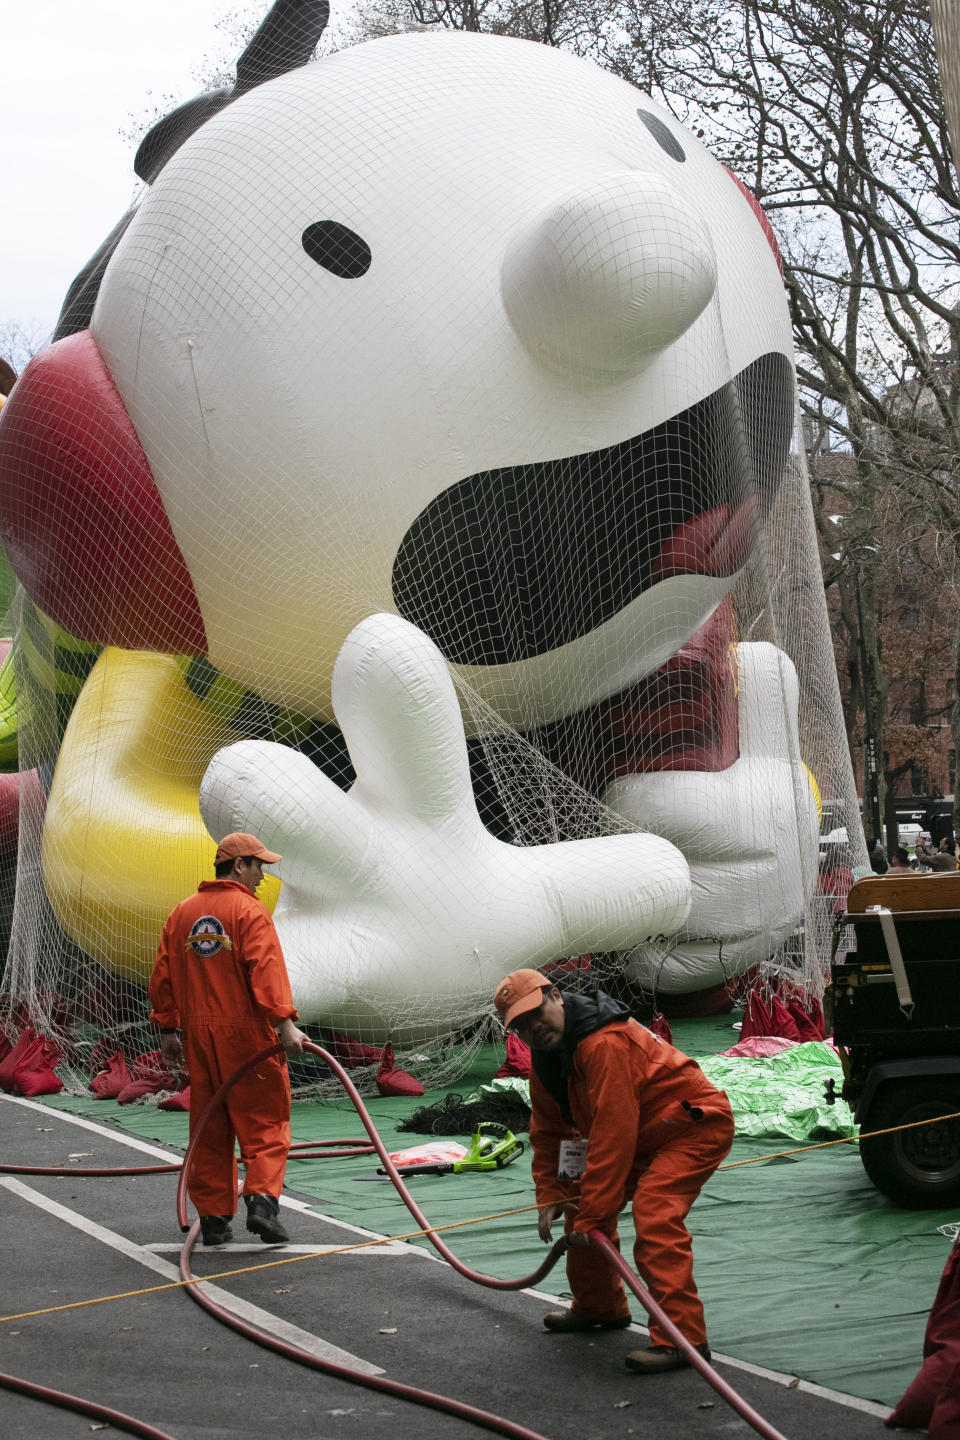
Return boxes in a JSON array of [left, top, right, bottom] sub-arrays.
[[826, 873, 960, 1208]]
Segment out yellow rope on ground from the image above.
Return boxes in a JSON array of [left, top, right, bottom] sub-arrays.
[[4, 1108, 958, 1327]]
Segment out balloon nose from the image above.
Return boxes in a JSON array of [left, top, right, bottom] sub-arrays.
[[502, 172, 717, 382]]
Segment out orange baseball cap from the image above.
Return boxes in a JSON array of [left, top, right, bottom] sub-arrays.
[[214, 832, 282, 865], [494, 969, 551, 1028]]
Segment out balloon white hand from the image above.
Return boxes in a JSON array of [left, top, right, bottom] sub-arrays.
[[201, 613, 690, 1037], [603, 643, 820, 994]]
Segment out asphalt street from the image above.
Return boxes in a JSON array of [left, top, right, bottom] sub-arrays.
[[0, 1093, 908, 1440]]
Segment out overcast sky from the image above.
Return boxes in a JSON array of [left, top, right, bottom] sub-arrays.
[[1, 1, 266, 345]]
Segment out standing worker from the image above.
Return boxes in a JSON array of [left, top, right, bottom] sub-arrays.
[[150, 832, 307, 1247], [494, 969, 734, 1375]]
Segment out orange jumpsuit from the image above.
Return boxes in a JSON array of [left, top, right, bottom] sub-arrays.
[[530, 1017, 734, 1347], [149, 879, 299, 1218]]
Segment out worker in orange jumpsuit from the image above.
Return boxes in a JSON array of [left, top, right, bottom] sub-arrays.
[[150, 832, 307, 1247], [494, 968, 734, 1375]]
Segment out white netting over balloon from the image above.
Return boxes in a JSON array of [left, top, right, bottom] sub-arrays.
[[0, 23, 861, 1092]]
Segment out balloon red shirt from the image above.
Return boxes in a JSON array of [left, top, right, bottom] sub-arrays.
[[149, 879, 299, 1037], [529, 1019, 730, 1235]]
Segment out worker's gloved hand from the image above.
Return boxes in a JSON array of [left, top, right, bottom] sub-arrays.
[[538, 1202, 567, 1244], [565, 1230, 591, 1247], [200, 613, 691, 1027], [604, 642, 821, 993]]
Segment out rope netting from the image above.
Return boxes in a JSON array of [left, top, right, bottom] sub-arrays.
[[0, 14, 861, 1094]]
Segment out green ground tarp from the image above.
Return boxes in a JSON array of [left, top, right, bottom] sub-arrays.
[[36, 1016, 955, 1410]]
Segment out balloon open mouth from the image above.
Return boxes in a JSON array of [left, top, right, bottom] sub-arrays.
[[392, 352, 793, 668]]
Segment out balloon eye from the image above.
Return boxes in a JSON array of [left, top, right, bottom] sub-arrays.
[[301, 221, 372, 278], [636, 109, 686, 163]]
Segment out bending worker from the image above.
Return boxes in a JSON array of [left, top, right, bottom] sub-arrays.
[[495, 968, 734, 1375], [149, 832, 307, 1247]]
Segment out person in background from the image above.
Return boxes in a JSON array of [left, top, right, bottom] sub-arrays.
[[149, 832, 307, 1247], [887, 847, 914, 873], [915, 836, 956, 872], [494, 969, 734, 1376], [868, 839, 888, 875]]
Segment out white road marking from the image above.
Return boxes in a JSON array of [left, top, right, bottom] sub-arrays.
[[0, 1176, 384, 1375]]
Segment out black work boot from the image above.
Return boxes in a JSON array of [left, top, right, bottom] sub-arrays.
[[199, 1215, 233, 1246], [244, 1193, 290, 1244]]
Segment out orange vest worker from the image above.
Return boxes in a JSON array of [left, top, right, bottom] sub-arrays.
[[149, 832, 306, 1246], [495, 968, 734, 1376]]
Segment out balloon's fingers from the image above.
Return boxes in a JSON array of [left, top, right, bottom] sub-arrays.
[[200, 739, 372, 887], [332, 613, 478, 824]]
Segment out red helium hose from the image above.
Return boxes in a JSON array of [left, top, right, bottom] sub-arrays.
[[0, 1369, 180, 1440]]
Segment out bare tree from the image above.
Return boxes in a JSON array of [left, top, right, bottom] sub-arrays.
[[0, 319, 48, 379]]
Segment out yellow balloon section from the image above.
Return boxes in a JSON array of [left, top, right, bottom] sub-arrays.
[[42, 648, 279, 981]]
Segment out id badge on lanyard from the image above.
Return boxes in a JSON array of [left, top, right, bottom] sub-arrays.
[[558, 1137, 588, 1180]]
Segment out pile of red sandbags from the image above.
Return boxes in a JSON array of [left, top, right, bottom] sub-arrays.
[[738, 980, 825, 1044], [88, 1047, 187, 1105]]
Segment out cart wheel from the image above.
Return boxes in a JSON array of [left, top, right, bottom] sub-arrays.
[[859, 1078, 960, 1209]]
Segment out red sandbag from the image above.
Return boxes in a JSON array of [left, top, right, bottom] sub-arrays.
[[781, 982, 826, 1041], [649, 1012, 673, 1044], [888, 1243, 960, 1431], [0, 1028, 41, 1090], [89, 1050, 132, 1099], [17, 1062, 64, 1098], [495, 1031, 532, 1078], [0, 1026, 63, 1096], [88, 1036, 122, 1076], [376, 1043, 424, 1097], [116, 1049, 182, 1104], [325, 1030, 385, 1069]]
